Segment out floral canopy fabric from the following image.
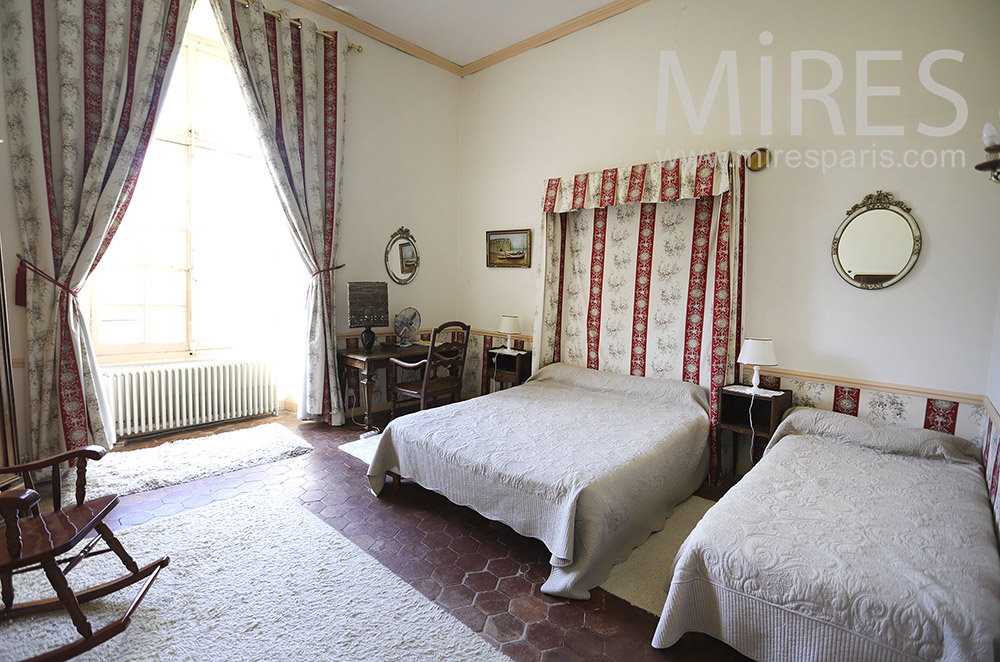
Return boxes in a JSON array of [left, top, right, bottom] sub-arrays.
[[533, 152, 746, 481]]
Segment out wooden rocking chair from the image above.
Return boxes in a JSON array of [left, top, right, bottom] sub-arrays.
[[0, 445, 169, 661]]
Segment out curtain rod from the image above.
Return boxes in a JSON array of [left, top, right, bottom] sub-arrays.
[[234, 0, 363, 52]]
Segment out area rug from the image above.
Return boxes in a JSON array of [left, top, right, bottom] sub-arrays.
[[600, 496, 715, 614], [0, 492, 509, 662], [338, 433, 380, 465], [72, 423, 313, 498]]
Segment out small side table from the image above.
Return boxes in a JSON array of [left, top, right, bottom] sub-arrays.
[[487, 349, 532, 390], [718, 385, 792, 475]]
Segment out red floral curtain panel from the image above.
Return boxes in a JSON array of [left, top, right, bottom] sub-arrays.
[[0, 0, 193, 460], [209, 0, 346, 426], [534, 152, 746, 482]]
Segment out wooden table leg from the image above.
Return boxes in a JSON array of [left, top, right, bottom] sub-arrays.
[[359, 364, 375, 430]]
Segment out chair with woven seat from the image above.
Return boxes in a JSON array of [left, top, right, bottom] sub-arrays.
[[388, 320, 471, 417], [1, 445, 169, 661]]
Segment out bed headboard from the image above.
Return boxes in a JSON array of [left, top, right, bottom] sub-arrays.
[[532, 152, 747, 483], [752, 373, 985, 446]]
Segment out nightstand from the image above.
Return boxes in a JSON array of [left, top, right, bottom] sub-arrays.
[[718, 385, 792, 474], [487, 348, 532, 390]]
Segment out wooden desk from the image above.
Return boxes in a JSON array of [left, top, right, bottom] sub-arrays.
[[338, 345, 427, 430]]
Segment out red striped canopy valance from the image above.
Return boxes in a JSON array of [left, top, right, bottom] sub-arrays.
[[541, 151, 733, 213]]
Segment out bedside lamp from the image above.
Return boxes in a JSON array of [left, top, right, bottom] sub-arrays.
[[347, 281, 389, 354], [498, 315, 520, 352], [737, 338, 777, 395]]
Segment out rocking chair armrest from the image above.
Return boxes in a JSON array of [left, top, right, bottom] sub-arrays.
[[0, 445, 107, 476], [0, 487, 41, 513], [389, 357, 428, 370]]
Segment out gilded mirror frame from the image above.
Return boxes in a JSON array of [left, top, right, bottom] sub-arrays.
[[385, 226, 419, 285], [832, 190, 921, 290]]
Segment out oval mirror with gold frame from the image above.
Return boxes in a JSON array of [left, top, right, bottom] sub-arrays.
[[385, 227, 419, 285], [832, 191, 921, 290]]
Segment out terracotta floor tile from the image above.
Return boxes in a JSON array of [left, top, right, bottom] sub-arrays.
[[438, 584, 475, 609], [485, 612, 527, 643], [455, 552, 488, 573], [526, 620, 566, 651], [465, 570, 500, 592], [501, 639, 541, 662], [510, 595, 550, 623]]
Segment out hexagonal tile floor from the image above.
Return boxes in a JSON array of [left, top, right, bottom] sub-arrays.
[[103, 413, 750, 662]]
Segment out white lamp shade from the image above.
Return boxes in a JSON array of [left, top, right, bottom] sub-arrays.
[[737, 338, 777, 366], [983, 122, 999, 147], [498, 315, 520, 335]]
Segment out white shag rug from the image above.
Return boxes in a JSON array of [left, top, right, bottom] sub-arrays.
[[0, 492, 509, 662], [600, 496, 715, 614], [75, 423, 313, 498], [338, 434, 380, 466]]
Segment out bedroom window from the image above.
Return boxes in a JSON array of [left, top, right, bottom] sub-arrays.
[[85, 3, 306, 365]]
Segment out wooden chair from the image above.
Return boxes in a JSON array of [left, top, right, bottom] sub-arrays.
[[388, 320, 471, 417], [1, 446, 169, 661]]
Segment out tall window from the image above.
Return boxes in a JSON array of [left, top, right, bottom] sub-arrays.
[[86, 3, 307, 375]]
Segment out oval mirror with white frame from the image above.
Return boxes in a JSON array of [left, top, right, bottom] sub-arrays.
[[385, 227, 419, 285], [832, 191, 921, 290]]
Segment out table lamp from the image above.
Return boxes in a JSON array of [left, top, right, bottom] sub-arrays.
[[737, 338, 777, 394], [347, 281, 389, 354], [498, 315, 520, 352]]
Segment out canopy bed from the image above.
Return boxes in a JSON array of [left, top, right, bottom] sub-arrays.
[[367, 152, 747, 599], [653, 408, 1000, 661]]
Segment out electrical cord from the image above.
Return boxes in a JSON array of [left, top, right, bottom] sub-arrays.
[[748, 391, 757, 466], [346, 386, 380, 436]]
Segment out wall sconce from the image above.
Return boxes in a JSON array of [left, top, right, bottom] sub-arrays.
[[975, 122, 1000, 184]]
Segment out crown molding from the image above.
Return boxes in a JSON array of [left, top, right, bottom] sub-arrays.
[[459, 0, 652, 76], [286, 0, 464, 75], [286, 0, 652, 77]]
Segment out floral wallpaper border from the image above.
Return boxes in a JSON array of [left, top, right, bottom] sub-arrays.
[[749, 373, 986, 446]]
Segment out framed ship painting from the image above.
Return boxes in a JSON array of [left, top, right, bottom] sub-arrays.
[[486, 229, 531, 268]]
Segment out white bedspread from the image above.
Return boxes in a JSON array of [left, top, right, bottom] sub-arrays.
[[653, 408, 1000, 661], [368, 363, 710, 599]]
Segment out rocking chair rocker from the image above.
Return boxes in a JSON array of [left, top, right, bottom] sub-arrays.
[[0, 445, 169, 661]]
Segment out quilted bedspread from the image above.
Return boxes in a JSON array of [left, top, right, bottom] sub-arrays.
[[653, 407, 1000, 661], [367, 363, 710, 599]]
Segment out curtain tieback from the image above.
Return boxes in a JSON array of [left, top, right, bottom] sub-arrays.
[[311, 264, 345, 278], [14, 255, 78, 306]]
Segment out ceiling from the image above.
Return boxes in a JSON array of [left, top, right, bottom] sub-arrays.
[[310, 0, 649, 75], [323, 0, 611, 66]]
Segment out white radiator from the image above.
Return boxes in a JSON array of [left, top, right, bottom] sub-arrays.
[[101, 359, 279, 438]]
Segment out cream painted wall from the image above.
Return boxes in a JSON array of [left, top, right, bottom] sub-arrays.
[[988, 288, 1000, 410], [0, 0, 460, 447], [456, 0, 1000, 394]]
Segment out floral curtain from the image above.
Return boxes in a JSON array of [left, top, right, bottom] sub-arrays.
[[534, 152, 746, 482], [209, 0, 346, 426], [1, 0, 193, 461]]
